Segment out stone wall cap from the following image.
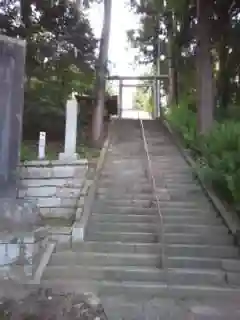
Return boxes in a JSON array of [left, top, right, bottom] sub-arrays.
[[0, 34, 26, 46], [19, 159, 88, 167]]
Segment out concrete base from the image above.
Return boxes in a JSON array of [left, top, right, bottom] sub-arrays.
[[58, 153, 79, 161], [72, 222, 84, 242]]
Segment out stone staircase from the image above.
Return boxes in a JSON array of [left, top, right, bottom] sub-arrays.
[[42, 119, 240, 318]]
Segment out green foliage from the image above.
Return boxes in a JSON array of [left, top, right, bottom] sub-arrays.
[[166, 98, 197, 150], [0, 0, 97, 139], [128, 0, 240, 115], [133, 87, 153, 113], [199, 121, 240, 207], [167, 105, 240, 212]]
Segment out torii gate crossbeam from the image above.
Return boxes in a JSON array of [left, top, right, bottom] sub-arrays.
[[107, 75, 168, 118]]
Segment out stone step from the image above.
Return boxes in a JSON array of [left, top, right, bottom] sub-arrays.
[[166, 193, 206, 202], [86, 231, 159, 243], [91, 205, 215, 217], [96, 193, 155, 201], [99, 176, 196, 186], [161, 182, 201, 189], [91, 213, 222, 225], [96, 190, 206, 201], [41, 279, 240, 299], [65, 242, 239, 259], [92, 206, 158, 215], [97, 186, 153, 194], [86, 231, 233, 245], [100, 175, 148, 181], [93, 199, 212, 209], [88, 222, 157, 234], [97, 185, 202, 195], [91, 213, 157, 223], [49, 251, 240, 270], [93, 199, 154, 208], [87, 222, 228, 235], [102, 169, 191, 176], [43, 265, 227, 286], [99, 178, 149, 185]]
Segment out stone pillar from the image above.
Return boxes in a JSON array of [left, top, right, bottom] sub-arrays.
[[152, 80, 158, 119], [0, 35, 26, 197], [38, 131, 46, 160], [59, 96, 79, 161], [156, 79, 162, 118]]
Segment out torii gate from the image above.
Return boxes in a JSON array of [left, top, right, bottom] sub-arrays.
[[107, 75, 169, 119]]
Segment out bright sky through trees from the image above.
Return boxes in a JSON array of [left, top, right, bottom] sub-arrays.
[[87, 1, 149, 109]]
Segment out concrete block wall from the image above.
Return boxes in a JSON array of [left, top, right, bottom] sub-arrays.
[[18, 159, 88, 221]]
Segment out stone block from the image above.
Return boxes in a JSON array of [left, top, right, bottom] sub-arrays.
[[72, 222, 84, 242], [56, 187, 80, 198], [20, 167, 52, 179], [20, 178, 68, 188], [39, 207, 73, 219], [26, 186, 57, 198], [58, 152, 79, 161], [61, 198, 77, 207], [65, 178, 83, 188], [52, 166, 75, 178], [37, 197, 61, 208], [73, 167, 88, 178]]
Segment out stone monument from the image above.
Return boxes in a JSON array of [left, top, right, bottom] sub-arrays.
[[0, 35, 25, 197], [0, 35, 45, 283], [59, 94, 79, 161]]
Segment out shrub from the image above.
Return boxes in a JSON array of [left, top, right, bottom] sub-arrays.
[[167, 105, 240, 212], [199, 121, 240, 208], [166, 101, 198, 151]]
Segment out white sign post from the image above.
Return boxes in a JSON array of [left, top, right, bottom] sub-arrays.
[[59, 95, 79, 161], [38, 131, 46, 159]]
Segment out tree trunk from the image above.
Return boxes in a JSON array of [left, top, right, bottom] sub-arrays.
[[218, 43, 230, 110], [167, 12, 178, 107], [217, 9, 231, 111], [196, 0, 214, 134], [153, 17, 159, 118], [92, 0, 112, 145]]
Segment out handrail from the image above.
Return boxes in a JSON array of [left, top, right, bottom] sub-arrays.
[[139, 119, 166, 269]]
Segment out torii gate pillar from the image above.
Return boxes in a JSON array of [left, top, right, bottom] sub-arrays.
[[118, 79, 123, 118]]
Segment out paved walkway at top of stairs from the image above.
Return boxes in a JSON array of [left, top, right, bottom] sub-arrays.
[[43, 119, 240, 319]]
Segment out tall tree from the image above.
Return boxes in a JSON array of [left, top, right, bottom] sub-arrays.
[[196, 0, 214, 133], [92, 0, 112, 145], [128, 0, 240, 132], [0, 0, 97, 133]]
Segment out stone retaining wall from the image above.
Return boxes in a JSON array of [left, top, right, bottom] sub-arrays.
[[17, 159, 88, 221]]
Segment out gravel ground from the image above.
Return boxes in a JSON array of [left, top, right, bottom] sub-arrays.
[[0, 286, 107, 320]]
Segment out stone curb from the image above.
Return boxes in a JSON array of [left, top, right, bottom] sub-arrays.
[[71, 122, 114, 243], [161, 118, 240, 243], [19, 159, 88, 167], [32, 241, 56, 284]]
